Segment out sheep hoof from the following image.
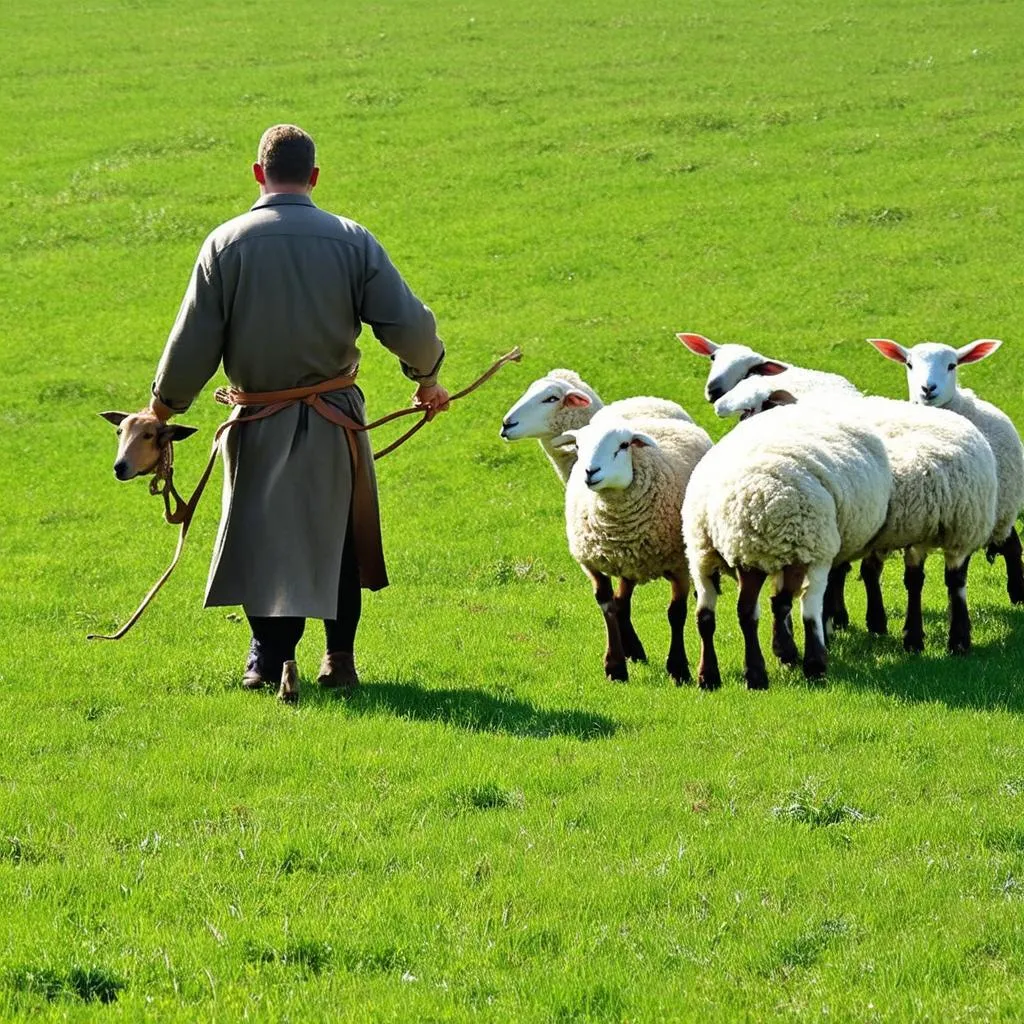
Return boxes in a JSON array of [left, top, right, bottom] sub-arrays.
[[947, 637, 971, 656], [745, 667, 769, 690], [831, 609, 850, 631], [605, 660, 629, 683], [698, 669, 721, 691], [866, 615, 888, 636], [667, 658, 690, 686], [802, 657, 827, 681], [902, 632, 925, 654]]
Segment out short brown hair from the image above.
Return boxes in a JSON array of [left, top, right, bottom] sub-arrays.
[[257, 124, 316, 185]]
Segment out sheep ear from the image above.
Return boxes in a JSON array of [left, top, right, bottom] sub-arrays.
[[747, 360, 788, 377], [868, 339, 909, 364], [550, 431, 577, 449], [766, 390, 798, 406], [630, 432, 658, 449], [99, 411, 129, 427], [957, 339, 1002, 365], [159, 423, 198, 443], [562, 389, 592, 408], [676, 332, 718, 357]]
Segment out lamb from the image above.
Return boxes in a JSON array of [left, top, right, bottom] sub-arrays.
[[870, 338, 1024, 604], [557, 414, 712, 684], [677, 331, 858, 403], [715, 379, 998, 656], [499, 369, 693, 482], [682, 404, 892, 688]]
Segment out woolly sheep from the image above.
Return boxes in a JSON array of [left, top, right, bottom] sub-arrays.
[[682, 404, 891, 688], [869, 338, 1024, 605], [677, 331, 858, 403], [500, 369, 693, 482], [716, 379, 998, 655], [558, 414, 712, 684]]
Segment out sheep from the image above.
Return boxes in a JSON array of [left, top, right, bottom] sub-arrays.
[[557, 414, 712, 684], [682, 404, 892, 688], [715, 379, 998, 656], [677, 331, 858, 403], [99, 410, 198, 479], [499, 369, 693, 482], [869, 338, 1024, 605]]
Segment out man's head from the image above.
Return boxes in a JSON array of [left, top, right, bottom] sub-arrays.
[[253, 124, 319, 193]]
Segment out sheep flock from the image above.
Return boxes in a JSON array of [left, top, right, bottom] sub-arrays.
[[500, 332, 1024, 689]]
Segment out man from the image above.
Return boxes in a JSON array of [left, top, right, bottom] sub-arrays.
[[149, 123, 449, 695]]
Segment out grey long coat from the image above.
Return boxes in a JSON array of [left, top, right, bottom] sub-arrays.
[[152, 192, 444, 618]]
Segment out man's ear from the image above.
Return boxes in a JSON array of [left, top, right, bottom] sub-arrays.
[[563, 390, 592, 409], [99, 411, 129, 427], [677, 332, 719, 357], [253, 162, 267, 185], [748, 360, 788, 377], [957, 339, 1002, 365], [308, 167, 320, 188], [158, 423, 199, 444], [868, 339, 909, 364]]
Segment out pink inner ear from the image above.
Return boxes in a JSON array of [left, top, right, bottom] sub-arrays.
[[563, 391, 591, 408], [750, 361, 787, 377], [958, 340, 1001, 365], [630, 437, 648, 448], [676, 332, 716, 356], [868, 339, 908, 365]]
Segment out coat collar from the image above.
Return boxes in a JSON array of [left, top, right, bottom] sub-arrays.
[[250, 193, 316, 211]]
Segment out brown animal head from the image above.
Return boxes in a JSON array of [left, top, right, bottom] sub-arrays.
[[99, 410, 198, 480]]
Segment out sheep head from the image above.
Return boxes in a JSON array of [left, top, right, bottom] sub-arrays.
[[99, 410, 198, 481]]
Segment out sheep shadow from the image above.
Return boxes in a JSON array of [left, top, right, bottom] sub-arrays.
[[304, 678, 621, 741], [825, 605, 1024, 713]]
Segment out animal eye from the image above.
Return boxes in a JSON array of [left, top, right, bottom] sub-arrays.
[[947, 362, 956, 371], [115, 428, 122, 436], [618, 441, 630, 451], [543, 395, 559, 403], [906, 361, 913, 370], [143, 431, 155, 440]]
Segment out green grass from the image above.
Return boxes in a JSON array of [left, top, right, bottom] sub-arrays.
[[4, 0, 1024, 1018]]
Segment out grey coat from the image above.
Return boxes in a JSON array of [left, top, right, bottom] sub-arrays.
[[152, 192, 444, 618]]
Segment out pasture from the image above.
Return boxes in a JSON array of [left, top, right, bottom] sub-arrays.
[[4, 0, 1024, 1018]]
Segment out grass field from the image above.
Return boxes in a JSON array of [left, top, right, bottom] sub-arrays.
[[4, 0, 1024, 1018]]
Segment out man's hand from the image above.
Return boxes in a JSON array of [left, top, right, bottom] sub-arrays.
[[149, 397, 175, 423], [412, 383, 450, 421]]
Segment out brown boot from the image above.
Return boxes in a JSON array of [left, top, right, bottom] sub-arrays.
[[318, 652, 359, 695], [277, 660, 300, 705], [241, 669, 266, 691]]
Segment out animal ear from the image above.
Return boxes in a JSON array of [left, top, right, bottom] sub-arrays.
[[676, 332, 718, 357], [99, 411, 129, 427], [747, 360, 788, 377], [868, 339, 909, 364], [766, 390, 798, 406], [630, 432, 658, 449], [562, 389, 592, 408], [158, 423, 199, 444], [957, 339, 1002, 365], [550, 431, 577, 449]]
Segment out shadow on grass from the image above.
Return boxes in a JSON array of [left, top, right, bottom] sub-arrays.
[[303, 678, 620, 741], [825, 605, 1024, 713]]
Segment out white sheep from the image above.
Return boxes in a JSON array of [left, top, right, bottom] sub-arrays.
[[716, 378, 998, 656], [682, 404, 892, 688], [677, 331, 858, 403], [557, 414, 712, 684], [870, 338, 1024, 605], [500, 369, 693, 482]]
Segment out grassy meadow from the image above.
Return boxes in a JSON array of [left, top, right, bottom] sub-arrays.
[[5, 0, 1024, 1018]]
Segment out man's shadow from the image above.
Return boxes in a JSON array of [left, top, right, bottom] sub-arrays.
[[303, 677, 620, 741]]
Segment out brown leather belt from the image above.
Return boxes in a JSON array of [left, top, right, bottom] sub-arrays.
[[88, 347, 523, 641]]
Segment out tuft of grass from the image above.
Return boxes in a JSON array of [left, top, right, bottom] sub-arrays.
[[772, 781, 871, 827]]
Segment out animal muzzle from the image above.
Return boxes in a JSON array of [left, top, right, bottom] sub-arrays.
[[920, 383, 937, 401], [584, 467, 602, 487], [499, 419, 518, 439], [706, 384, 725, 402], [113, 459, 133, 481]]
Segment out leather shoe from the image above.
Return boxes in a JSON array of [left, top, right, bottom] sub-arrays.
[[318, 651, 359, 694]]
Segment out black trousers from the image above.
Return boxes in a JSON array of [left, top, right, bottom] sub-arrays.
[[245, 515, 361, 678]]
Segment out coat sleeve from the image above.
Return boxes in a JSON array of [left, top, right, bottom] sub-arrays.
[[360, 233, 445, 387], [151, 238, 226, 412]]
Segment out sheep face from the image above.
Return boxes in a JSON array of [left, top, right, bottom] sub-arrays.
[[574, 423, 657, 491], [99, 410, 198, 480], [713, 378, 799, 420], [676, 332, 788, 402], [869, 339, 1002, 408], [500, 376, 592, 440]]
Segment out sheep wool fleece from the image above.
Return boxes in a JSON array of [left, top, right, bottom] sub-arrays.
[[946, 388, 1024, 544], [152, 193, 445, 619], [853, 397, 997, 559], [683, 407, 891, 576], [566, 417, 712, 583]]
